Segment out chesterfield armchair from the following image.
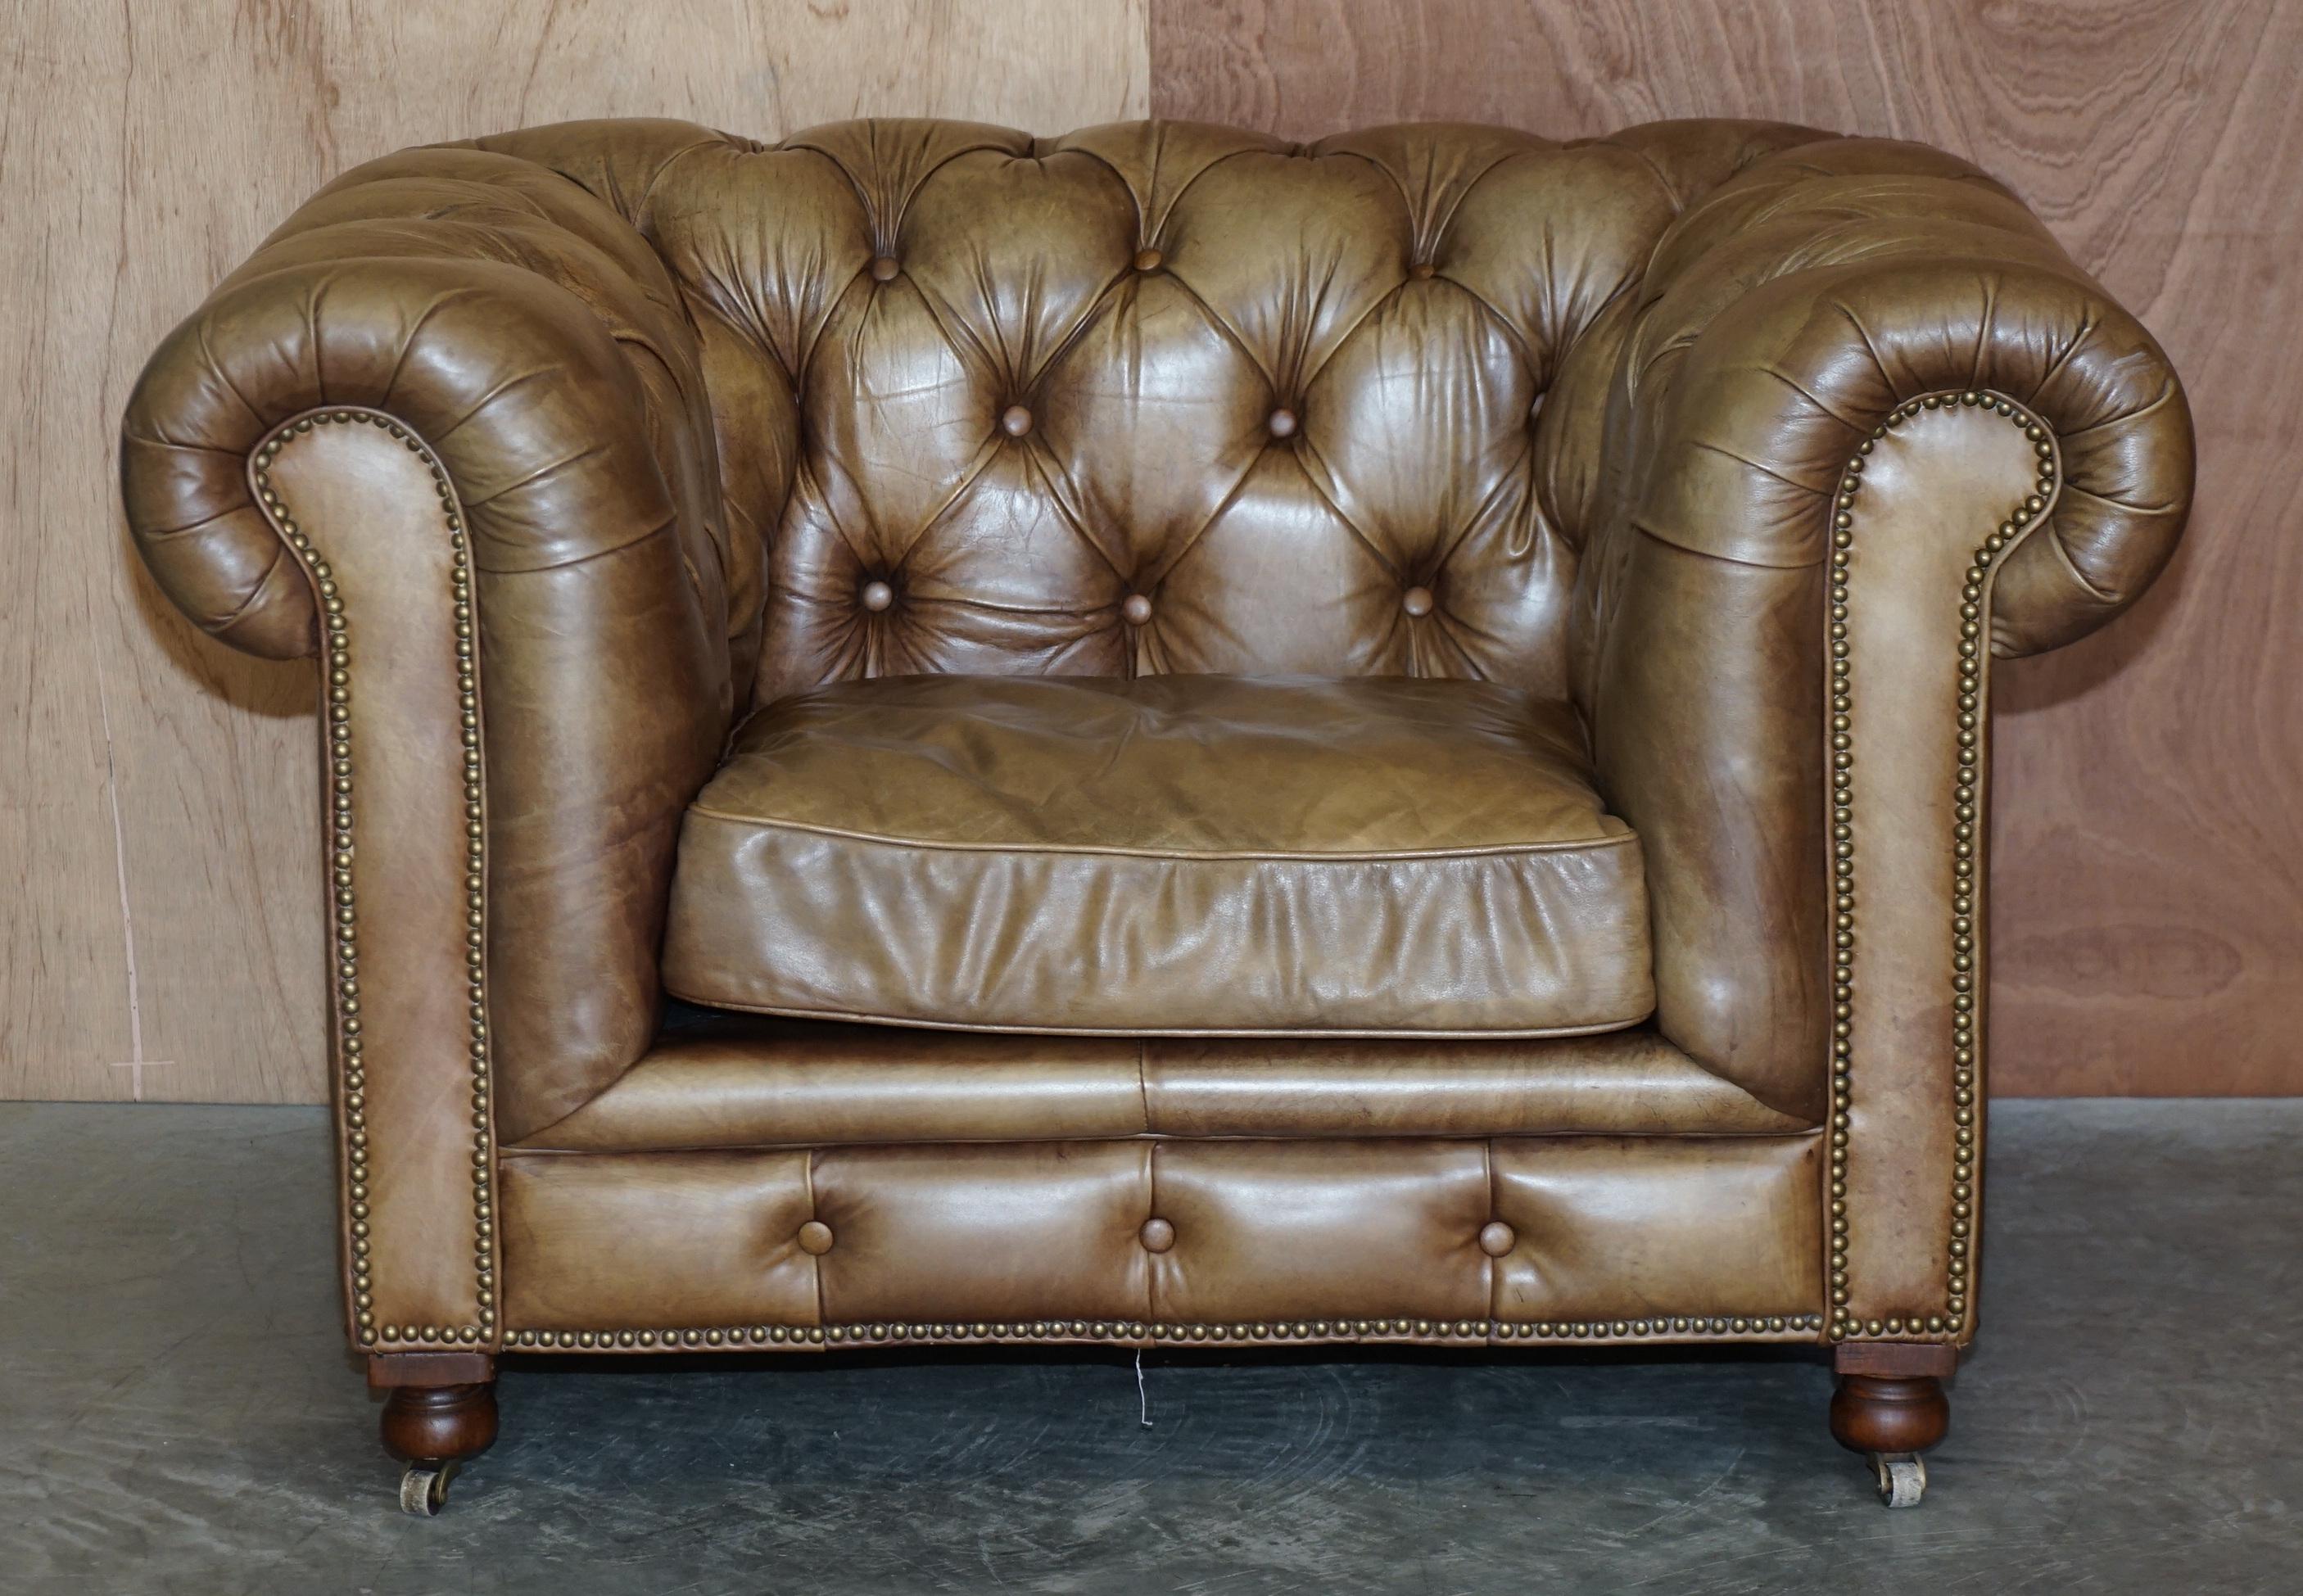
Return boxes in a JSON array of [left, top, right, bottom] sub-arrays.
[[121, 116, 2191, 1514]]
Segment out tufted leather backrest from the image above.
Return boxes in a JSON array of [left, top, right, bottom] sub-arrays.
[[457, 117, 1832, 712]]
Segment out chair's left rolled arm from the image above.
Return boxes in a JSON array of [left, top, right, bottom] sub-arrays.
[[118, 147, 739, 1350]]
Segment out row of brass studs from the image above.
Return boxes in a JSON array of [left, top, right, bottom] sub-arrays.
[[507, 1312, 1829, 1351], [252, 409, 496, 1350], [1827, 390, 2056, 1344], [1827, 419, 1857, 1339], [1947, 394, 2056, 1331]]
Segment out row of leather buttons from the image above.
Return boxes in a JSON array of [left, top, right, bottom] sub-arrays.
[[861, 262, 1303, 451], [861, 578, 1141, 620], [857, 582, 1437, 620], [867, 249, 1439, 283], [795, 1217, 1516, 1257], [1138, 1218, 1516, 1255], [987, 405, 1298, 440]]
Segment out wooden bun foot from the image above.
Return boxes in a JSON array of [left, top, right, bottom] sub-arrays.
[[1829, 1373, 1949, 1455], [374, 1359, 497, 1515], [1830, 1342, 1952, 1506], [381, 1381, 500, 1464]]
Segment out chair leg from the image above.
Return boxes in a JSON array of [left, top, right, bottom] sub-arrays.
[[1829, 1342, 1953, 1508], [372, 1352, 497, 1515]]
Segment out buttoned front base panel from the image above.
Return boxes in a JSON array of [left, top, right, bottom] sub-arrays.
[[663, 674, 1653, 1036], [514, 1015, 1812, 1151], [497, 1133, 1825, 1349]]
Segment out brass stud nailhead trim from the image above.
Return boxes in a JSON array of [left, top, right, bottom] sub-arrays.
[[503, 1313, 1826, 1351], [1828, 389, 2056, 1345], [252, 409, 495, 1352], [265, 396, 2054, 1357]]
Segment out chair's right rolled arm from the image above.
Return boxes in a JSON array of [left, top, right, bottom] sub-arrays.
[[1620, 135, 2195, 658]]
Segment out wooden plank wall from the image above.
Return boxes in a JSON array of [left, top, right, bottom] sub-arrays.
[[7, 0, 2292, 1100], [1151, 0, 2303, 1096], [0, 0, 1148, 1102]]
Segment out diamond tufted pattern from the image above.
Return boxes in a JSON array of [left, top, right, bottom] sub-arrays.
[[458, 116, 1837, 712]]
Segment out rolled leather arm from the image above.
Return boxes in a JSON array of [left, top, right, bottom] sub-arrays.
[[1567, 138, 2197, 1110], [1568, 137, 2195, 1345], [1621, 136, 2194, 657], [121, 143, 726, 661], [120, 147, 736, 1145]]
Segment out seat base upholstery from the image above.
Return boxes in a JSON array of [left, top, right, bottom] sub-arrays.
[[517, 1014, 1812, 1151], [662, 675, 1654, 1037], [497, 1133, 1825, 1346]]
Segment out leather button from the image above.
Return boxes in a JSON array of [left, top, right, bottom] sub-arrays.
[[869, 255, 899, 283], [1121, 593, 1153, 626], [1001, 405, 1033, 437], [1409, 261, 1436, 281], [1139, 1218, 1175, 1253], [1133, 247, 1163, 272], [1477, 1221, 1516, 1257], [1402, 586, 1434, 617], [860, 580, 894, 613], [797, 1220, 835, 1255], [1267, 407, 1298, 439]]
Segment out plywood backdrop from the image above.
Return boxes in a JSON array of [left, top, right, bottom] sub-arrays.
[[5, 0, 2294, 1101], [1147, 0, 2303, 1096], [0, 0, 1149, 1102]]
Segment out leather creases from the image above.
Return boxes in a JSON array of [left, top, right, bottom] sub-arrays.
[[662, 674, 1653, 1037]]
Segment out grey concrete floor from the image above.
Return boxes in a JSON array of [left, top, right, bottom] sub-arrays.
[[1, 1101, 2296, 1594]]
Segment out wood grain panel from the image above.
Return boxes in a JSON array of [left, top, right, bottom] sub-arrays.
[[9, 0, 2287, 1102], [0, 0, 1148, 1103], [1152, 0, 2303, 1094]]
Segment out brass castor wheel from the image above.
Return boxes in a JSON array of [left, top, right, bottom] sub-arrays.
[[1871, 1451, 1926, 1508], [1830, 1363, 1947, 1508], [380, 1379, 495, 1515], [399, 1459, 459, 1516]]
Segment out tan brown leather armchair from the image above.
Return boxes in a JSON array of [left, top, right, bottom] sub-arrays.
[[120, 117, 2192, 1514]]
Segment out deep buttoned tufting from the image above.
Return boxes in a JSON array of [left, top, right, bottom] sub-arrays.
[[441, 118, 1860, 711], [495, 1134, 1821, 1338]]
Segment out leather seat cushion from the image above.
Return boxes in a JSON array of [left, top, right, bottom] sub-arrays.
[[662, 673, 1654, 1035]]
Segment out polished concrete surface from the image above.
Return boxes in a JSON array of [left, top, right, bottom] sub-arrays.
[[2, 1099, 2296, 1594]]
